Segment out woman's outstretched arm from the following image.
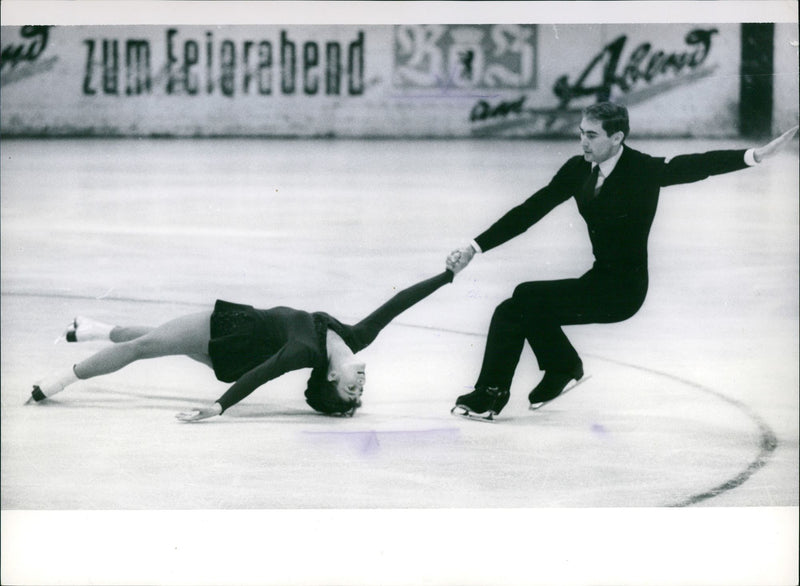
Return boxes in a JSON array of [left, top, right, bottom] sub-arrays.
[[176, 341, 316, 421], [349, 269, 454, 352]]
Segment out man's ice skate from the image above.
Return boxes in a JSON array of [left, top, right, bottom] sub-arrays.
[[529, 363, 587, 410], [451, 386, 509, 422], [57, 316, 113, 344]]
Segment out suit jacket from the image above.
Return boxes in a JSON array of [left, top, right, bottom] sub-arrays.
[[474, 146, 750, 274]]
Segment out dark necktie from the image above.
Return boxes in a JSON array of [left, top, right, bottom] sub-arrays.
[[581, 165, 600, 202]]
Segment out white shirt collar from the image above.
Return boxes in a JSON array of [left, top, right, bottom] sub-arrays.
[[596, 145, 624, 178]]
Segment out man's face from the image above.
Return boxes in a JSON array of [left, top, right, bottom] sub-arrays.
[[579, 117, 623, 164]]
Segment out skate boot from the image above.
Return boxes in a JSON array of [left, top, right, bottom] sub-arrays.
[[25, 367, 79, 404], [60, 316, 113, 343], [451, 386, 510, 421], [25, 386, 49, 404], [528, 362, 584, 410]]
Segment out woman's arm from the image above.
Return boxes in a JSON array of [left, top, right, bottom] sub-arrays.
[[176, 342, 315, 421], [176, 402, 222, 422], [349, 270, 454, 351]]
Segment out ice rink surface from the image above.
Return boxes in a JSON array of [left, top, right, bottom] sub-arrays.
[[2, 136, 798, 584]]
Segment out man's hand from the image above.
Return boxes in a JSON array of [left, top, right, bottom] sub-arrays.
[[176, 402, 223, 422], [753, 126, 799, 163], [446, 244, 476, 275]]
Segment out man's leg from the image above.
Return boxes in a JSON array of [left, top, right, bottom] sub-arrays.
[[513, 271, 647, 404], [74, 311, 212, 378], [474, 298, 526, 392], [456, 279, 590, 417], [513, 279, 589, 373], [453, 298, 523, 418]]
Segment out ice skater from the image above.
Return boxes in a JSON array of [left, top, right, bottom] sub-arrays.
[[447, 101, 798, 420], [27, 269, 455, 420]]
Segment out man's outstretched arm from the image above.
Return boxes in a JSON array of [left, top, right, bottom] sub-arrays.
[[753, 126, 798, 163], [660, 126, 798, 187]]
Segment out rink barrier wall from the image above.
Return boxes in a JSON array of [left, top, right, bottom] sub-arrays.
[[1, 23, 797, 138]]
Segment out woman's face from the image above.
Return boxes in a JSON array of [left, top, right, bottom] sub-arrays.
[[333, 361, 366, 403]]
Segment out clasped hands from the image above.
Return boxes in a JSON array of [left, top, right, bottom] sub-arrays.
[[446, 243, 476, 275]]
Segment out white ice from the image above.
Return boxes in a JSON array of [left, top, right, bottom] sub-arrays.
[[1, 137, 798, 584]]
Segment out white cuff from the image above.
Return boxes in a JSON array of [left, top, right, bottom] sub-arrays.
[[744, 148, 758, 167], [469, 239, 482, 254]]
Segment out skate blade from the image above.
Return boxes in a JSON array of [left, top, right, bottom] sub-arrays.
[[451, 405, 496, 422], [529, 375, 592, 411]]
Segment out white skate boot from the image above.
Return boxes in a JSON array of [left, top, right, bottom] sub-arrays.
[[26, 367, 79, 404], [58, 316, 113, 343]]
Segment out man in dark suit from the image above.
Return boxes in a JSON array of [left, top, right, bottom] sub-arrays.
[[446, 101, 797, 420]]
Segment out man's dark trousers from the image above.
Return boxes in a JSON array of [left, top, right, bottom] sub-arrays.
[[474, 264, 647, 391]]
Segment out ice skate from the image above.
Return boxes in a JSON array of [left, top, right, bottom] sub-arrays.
[[58, 316, 113, 344], [25, 367, 79, 404], [451, 386, 509, 422], [25, 385, 48, 404], [528, 363, 586, 410]]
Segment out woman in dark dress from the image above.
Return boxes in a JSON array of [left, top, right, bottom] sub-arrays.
[[27, 269, 455, 421]]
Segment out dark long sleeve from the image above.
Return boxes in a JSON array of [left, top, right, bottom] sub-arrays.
[[474, 157, 578, 253], [656, 149, 749, 187], [348, 270, 454, 352], [472, 148, 753, 270], [215, 340, 317, 413]]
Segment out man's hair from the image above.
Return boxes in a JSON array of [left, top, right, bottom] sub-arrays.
[[304, 367, 360, 416], [583, 102, 630, 140]]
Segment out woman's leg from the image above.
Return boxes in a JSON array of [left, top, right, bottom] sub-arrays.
[[75, 321, 190, 346], [65, 317, 152, 343], [109, 325, 154, 342], [30, 311, 213, 402], [74, 311, 212, 379]]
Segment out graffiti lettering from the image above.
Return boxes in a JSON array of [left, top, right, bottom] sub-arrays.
[[470, 108, 581, 137], [81, 28, 365, 97], [468, 94, 583, 136], [470, 95, 526, 122], [164, 29, 364, 97], [83, 38, 151, 95], [553, 28, 718, 107], [469, 28, 719, 137], [0, 26, 52, 71], [394, 24, 537, 90]]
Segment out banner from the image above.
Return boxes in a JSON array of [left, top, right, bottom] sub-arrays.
[[1, 23, 795, 137]]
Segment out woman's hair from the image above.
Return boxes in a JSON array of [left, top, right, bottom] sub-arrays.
[[304, 367, 361, 416], [583, 102, 630, 141]]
